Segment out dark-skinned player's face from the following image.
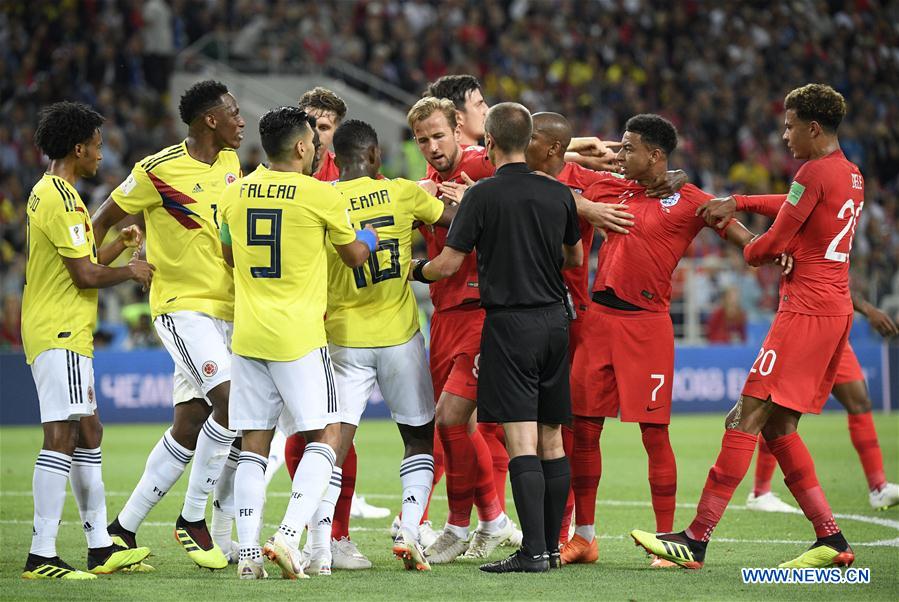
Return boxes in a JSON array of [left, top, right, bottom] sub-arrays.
[[75, 129, 103, 178], [783, 109, 812, 160], [413, 112, 461, 174], [525, 129, 554, 170], [210, 93, 245, 149], [617, 130, 654, 181]]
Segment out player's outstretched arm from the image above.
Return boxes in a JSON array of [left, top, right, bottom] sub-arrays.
[[697, 194, 786, 228], [91, 196, 130, 252], [412, 247, 466, 283], [851, 288, 899, 338], [743, 210, 805, 267], [335, 225, 378, 268], [573, 191, 634, 238], [63, 252, 154, 290]]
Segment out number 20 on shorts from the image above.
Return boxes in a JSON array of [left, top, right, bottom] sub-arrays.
[[750, 347, 777, 376]]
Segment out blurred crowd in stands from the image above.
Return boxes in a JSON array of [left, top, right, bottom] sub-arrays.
[[2, 0, 897, 351]]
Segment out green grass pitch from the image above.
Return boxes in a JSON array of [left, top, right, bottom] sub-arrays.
[[1, 413, 897, 600]]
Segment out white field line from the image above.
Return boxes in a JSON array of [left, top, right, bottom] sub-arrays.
[[1, 492, 896, 547]]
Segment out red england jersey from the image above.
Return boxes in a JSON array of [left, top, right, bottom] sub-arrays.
[[584, 180, 728, 312], [314, 150, 339, 182], [421, 145, 494, 311], [744, 150, 862, 316], [556, 162, 619, 312]]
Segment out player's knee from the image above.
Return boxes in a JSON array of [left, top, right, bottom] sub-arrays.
[[639, 422, 669, 447], [843, 394, 872, 414], [77, 418, 103, 449]]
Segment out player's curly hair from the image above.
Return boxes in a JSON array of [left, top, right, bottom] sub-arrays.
[[424, 75, 482, 111], [178, 80, 229, 125], [34, 102, 104, 160], [407, 97, 458, 132], [333, 119, 379, 160], [784, 84, 846, 132], [298, 87, 348, 121], [259, 106, 316, 161], [625, 114, 678, 155]]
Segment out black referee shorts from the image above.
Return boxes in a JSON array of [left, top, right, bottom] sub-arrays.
[[477, 304, 572, 425]]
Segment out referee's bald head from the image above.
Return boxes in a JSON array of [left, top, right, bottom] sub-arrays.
[[485, 102, 532, 154]]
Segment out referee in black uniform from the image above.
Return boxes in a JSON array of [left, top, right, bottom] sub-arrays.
[[413, 102, 582, 573]]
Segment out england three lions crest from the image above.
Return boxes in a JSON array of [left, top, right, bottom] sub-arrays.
[[660, 192, 680, 208]]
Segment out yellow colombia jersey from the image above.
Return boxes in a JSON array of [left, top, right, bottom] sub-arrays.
[[220, 165, 357, 361], [22, 174, 98, 364], [111, 140, 238, 320], [326, 177, 444, 347]]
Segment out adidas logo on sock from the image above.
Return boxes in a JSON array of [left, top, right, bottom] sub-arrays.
[[403, 495, 418, 505], [193, 183, 203, 193], [318, 517, 332, 526], [83, 521, 94, 532]]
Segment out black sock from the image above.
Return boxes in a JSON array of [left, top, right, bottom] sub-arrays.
[[509, 455, 546, 557], [541, 456, 570, 552], [816, 531, 849, 552]]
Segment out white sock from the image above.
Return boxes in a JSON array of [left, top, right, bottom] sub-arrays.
[[278, 442, 335, 549], [69, 447, 113, 549], [211, 442, 240, 551], [181, 416, 237, 522], [118, 428, 193, 533], [264, 429, 287, 487], [574, 524, 595, 541], [308, 467, 341, 554], [478, 512, 509, 534], [31, 450, 72, 557], [235, 451, 267, 552], [444, 522, 469, 540], [400, 454, 434, 541]]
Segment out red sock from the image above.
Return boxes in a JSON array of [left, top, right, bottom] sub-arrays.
[[331, 443, 356, 540], [767, 432, 840, 538], [848, 412, 887, 491], [420, 430, 445, 523], [284, 433, 306, 480], [477, 423, 509, 511], [560, 424, 575, 543], [571, 417, 603, 529], [471, 428, 502, 522], [753, 435, 777, 497], [640, 423, 677, 533], [687, 429, 757, 542], [438, 425, 476, 527]]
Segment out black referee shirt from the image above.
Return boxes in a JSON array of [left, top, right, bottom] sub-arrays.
[[445, 162, 581, 310]]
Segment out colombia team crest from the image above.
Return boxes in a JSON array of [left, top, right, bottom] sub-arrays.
[[202, 361, 218, 377], [225, 173, 237, 185]]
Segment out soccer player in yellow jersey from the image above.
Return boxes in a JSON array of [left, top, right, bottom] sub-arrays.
[[91, 81, 245, 569], [22, 102, 154, 579], [298, 119, 456, 575], [219, 106, 376, 580]]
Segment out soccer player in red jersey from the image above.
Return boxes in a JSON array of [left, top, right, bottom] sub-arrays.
[[568, 114, 762, 568], [698, 209, 899, 514], [300, 87, 345, 181], [524, 112, 687, 552], [405, 96, 520, 562], [632, 84, 862, 569]]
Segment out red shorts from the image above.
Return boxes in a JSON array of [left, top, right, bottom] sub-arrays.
[[568, 310, 588, 406], [834, 341, 864, 385], [570, 304, 674, 424], [742, 312, 852, 414], [429, 303, 485, 402]]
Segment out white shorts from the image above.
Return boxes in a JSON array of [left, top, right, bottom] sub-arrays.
[[229, 347, 340, 433], [330, 332, 435, 427], [31, 349, 96, 423], [154, 311, 232, 405]]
